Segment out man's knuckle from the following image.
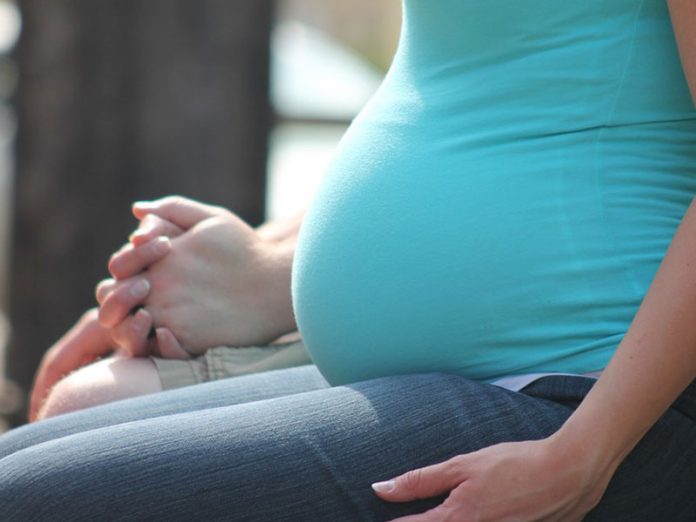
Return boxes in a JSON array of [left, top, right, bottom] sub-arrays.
[[165, 195, 184, 208], [108, 288, 132, 314], [108, 258, 122, 277], [111, 328, 126, 346], [151, 222, 166, 235], [147, 240, 165, 258]]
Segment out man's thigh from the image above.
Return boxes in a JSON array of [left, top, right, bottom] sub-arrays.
[[0, 364, 329, 460], [152, 339, 312, 390]]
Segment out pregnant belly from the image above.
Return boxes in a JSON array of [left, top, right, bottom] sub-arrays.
[[291, 123, 636, 385]]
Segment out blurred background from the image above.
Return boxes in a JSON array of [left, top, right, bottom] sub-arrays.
[[0, 0, 401, 430]]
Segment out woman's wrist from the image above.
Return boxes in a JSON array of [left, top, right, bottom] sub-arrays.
[[547, 387, 635, 490], [536, 421, 621, 513], [548, 422, 618, 477]]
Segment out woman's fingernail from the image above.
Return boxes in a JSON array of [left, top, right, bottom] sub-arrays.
[[130, 279, 150, 298], [371, 480, 396, 494]]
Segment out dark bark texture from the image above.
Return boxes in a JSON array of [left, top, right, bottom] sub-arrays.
[[5, 0, 272, 426]]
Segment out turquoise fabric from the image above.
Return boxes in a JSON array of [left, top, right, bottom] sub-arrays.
[[292, 0, 696, 386]]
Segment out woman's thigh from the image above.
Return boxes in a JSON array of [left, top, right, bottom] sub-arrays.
[[1, 373, 695, 521], [523, 377, 696, 520], [0, 372, 571, 521], [0, 364, 329, 460]]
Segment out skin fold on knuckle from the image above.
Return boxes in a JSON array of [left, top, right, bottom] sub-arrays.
[[147, 237, 170, 259], [108, 244, 132, 269], [399, 468, 429, 498], [124, 246, 149, 274], [96, 279, 116, 303], [161, 195, 183, 212], [102, 292, 133, 327], [111, 329, 129, 351], [115, 247, 154, 279], [108, 257, 127, 279], [165, 223, 184, 238]]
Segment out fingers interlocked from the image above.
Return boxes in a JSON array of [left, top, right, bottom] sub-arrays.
[[95, 211, 187, 358]]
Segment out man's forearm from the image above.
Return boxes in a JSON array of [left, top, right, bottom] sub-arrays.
[[256, 212, 305, 243], [263, 238, 298, 336], [255, 213, 304, 335]]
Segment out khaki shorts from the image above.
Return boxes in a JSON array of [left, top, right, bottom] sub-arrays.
[[151, 334, 312, 391]]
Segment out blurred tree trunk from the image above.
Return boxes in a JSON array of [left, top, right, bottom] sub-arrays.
[[5, 0, 273, 426]]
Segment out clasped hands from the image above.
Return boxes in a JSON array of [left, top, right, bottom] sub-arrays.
[[29, 196, 296, 421], [95, 196, 295, 360]]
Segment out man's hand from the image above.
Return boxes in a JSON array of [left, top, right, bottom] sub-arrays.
[[98, 196, 297, 354], [373, 437, 612, 522]]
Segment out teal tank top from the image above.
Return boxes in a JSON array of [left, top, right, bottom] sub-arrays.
[[292, 0, 696, 386]]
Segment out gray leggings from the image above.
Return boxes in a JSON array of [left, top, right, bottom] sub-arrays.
[[1, 366, 695, 521]]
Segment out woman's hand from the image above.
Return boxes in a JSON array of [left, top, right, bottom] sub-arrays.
[[29, 309, 115, 421], [373, 436, 614, 522]]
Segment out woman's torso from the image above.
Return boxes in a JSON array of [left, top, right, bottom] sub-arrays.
[[292, 0, 696, 385]]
